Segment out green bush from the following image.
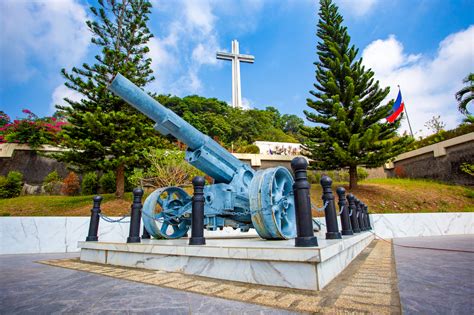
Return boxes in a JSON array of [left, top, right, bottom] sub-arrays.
[[237, 144, 260, 154], [139, 149, 204, 188], [460, 163, 474, 176], [357, 167, 369, 181], [409, 123, 474, 150], [307, 171, 321, 184], [43, 170, 62, 195], [128, 168, 145, 188], [99, 171, 116, 193], [81, 172, 99, 195], [0, 171, 23, 199]]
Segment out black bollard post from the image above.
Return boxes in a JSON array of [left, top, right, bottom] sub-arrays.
[[320, 176, 342, 239], [336, 187, 353, 236], [142, 225, 151, 239], [86, 196, 103, 241], [364, 204, 372, 230], [355, 198, 366, 231], [127, 188, 144, 243], [363, 204, 369, 231], [362, 202, 369, 231], [347, 194, 361, 233], [189, 176, 206, 245], [291, 157, 318, 247]]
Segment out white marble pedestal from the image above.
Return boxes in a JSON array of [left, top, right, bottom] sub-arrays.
[[78, 232, 374, 291]]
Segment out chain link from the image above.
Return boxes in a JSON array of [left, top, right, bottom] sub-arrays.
[[311, 201, 329, 212], [220, 209, 252, 216], [99, 213, 130, 223], [339, 205, 344, 215]]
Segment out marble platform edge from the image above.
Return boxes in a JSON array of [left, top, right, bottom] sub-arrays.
[[79, 233, 375, 291], [4, 212, 470, 255], [78, 232, 373, 263]]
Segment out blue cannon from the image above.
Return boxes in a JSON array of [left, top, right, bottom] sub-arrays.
[[108, 73, 296, 240]]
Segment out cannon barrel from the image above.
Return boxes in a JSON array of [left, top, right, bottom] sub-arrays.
[[108, 73, 252, 183]]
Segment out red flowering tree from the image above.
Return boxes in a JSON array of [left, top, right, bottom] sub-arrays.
[[0, 109, 67, 148]]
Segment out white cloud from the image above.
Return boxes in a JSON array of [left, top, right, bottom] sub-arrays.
[[147, 0, 264, 96], [147, 0, 220, 95], [51, 84, 84, 112], [336, 0, 379, 17], [362, 26, 474, 137], [184, 1, 215, 34], [241, 97, 253, 110], [0, 0, 90, 83]]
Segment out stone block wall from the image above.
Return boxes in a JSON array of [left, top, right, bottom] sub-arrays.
[[384, 133, 474, 186], [0, 146, 69, 185]]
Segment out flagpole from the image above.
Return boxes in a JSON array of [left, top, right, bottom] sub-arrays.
[[398, 85, 414, 137]]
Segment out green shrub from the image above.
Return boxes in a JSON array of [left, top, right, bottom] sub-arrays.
[[140, 149, 204, 188], [124, 175, 134, 192], [357, 167, 369, 181], [128, 168, 145, 188], [460, 163, 474, 176], [43, 170, 62, 195], [99, 171, 116, 193], [237, 144, 260, 154], [81, 172, 99, 195], [409, 123, 474, 150], [307, 171, 321, 184], [0, 171, 23, 199]]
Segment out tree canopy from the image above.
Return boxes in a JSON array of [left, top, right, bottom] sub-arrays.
[[54, 0, 167, 198], [301, 0, 412, 188], [156, 95, 301, 150]]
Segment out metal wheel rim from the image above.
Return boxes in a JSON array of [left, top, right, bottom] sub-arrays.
[[142, 187, 191, 239], [250, 167, 296, 239]]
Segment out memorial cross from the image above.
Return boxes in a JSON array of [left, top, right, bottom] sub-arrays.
[[216, 40, 254, 108]]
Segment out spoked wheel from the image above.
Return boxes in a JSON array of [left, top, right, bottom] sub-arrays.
[[249, 167, 296, 240], [142, 187, 192, 239]]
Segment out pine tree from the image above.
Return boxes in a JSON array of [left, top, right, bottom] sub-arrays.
[[301, 0, 412, 189], [55, 0, 163, 198]]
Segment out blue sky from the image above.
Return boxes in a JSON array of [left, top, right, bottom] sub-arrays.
[[1, 0, 473, 136]]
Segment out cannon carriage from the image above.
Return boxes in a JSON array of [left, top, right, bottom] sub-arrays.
[[108, 73, 297, 240]]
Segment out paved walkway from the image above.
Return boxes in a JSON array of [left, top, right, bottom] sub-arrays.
[[0, 253, 293, 314], [1, 240, 401, 314], [393, 235, 474, 315], [1, 235, 472, 314]]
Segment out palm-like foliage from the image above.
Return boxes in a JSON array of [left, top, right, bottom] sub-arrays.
[[455, 73, 474, 115]]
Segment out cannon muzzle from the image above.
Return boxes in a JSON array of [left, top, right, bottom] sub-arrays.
[[108, 73, 251, 183]]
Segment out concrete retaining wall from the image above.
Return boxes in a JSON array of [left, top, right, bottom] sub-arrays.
[[1, 212, 472, 255], [384, 133, 474, 185]]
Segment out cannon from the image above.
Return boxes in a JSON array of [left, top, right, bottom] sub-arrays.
[[108, 73, 296, 240]]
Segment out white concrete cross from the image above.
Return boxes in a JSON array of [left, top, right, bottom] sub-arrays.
[[216, 40, 255, 109]]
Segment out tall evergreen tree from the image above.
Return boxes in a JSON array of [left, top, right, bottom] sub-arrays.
[[55, 0, 162, 198], [301, 0, 412, 188]]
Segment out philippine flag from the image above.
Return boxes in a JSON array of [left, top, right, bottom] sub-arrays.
[[386, 89, 404, 123]]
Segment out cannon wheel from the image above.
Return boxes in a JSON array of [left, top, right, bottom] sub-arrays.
[[142, 187, 192, 239], [249, 167, 296, 240]]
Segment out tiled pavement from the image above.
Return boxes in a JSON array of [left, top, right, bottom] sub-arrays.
[[1, 236, 472, 314], [393, 235, 474, 315], [1, 240, 401, 314], [0, 253, 293, 314]]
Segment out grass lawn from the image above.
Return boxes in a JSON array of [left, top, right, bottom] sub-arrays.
[[310, 178, 474, 216], [0, 178, 472, 216]]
